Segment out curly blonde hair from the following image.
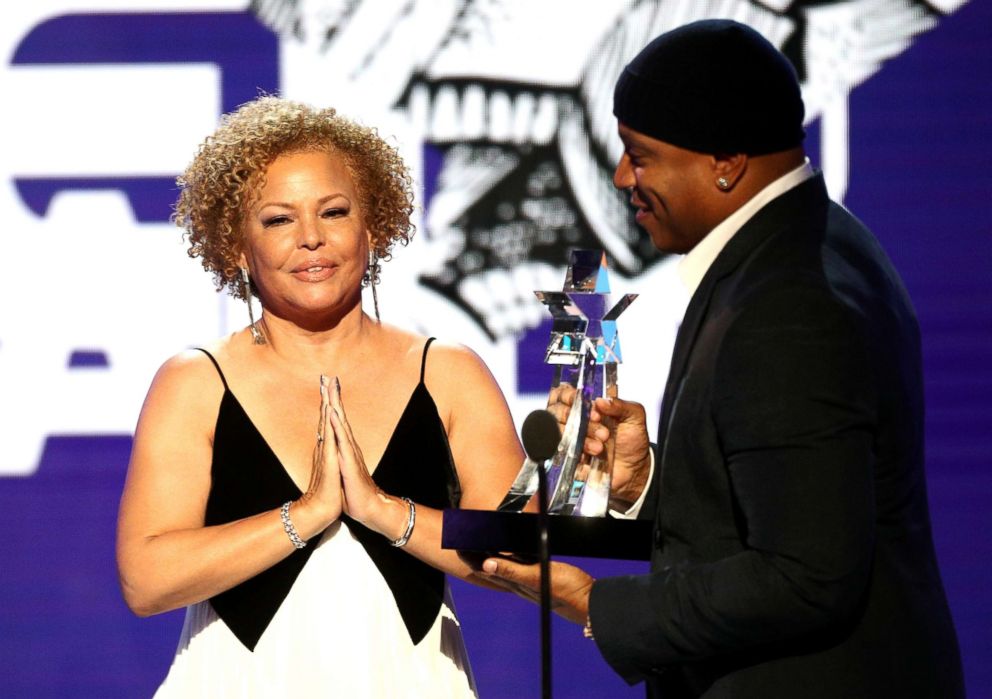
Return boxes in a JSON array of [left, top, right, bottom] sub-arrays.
[[173, 96, 415, 300]]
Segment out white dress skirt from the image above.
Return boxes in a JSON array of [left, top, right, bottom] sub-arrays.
[[154, 520, 477, 698]]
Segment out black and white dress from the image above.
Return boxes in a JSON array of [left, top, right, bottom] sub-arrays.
[[155, 339, 476, 697]]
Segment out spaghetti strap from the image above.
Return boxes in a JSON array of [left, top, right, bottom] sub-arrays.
[[194, 347, 229, 391], [419, 337, 436, 383]]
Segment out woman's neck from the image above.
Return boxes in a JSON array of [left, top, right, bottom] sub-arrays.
[[252, 302, 379, 373]]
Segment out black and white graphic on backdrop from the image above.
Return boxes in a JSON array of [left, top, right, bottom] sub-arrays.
[[0, 0, 965, 477]]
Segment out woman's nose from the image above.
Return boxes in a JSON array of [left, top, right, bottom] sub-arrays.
[[299, 215, 325, 249]]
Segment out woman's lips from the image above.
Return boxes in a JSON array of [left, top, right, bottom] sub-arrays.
[[291, 260, 336, 281]]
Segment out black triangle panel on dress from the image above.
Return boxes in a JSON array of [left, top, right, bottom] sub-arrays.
[[195, 338, 461, 651], [203, 388, 314, 651]]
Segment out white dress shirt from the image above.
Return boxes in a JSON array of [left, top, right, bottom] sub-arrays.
[[678, 159, 815, 297]]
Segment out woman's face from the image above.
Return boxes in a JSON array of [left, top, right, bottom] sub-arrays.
[[239, 149, 369, 323]]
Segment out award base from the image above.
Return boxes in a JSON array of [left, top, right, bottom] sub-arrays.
[[441, 509, 652, 563]]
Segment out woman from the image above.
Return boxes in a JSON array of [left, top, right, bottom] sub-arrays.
[[116, 96, 525, 696]]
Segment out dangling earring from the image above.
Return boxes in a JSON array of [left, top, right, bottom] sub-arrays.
[[361, 248, 381, 322], [241, 267, 267, 345], [716, 177, 730, 190]]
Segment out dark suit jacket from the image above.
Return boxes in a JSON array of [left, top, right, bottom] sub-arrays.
[[590, 174, 964, 698]]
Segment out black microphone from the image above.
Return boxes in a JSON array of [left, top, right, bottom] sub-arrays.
[[521, 409, 560, 463], [521, 409, 558, 699]]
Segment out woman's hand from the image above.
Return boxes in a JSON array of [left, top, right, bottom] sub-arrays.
[[326, 376, 409, 540], [298, 376, 344, 525]]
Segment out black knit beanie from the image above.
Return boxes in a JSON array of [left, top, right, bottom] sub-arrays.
[[613, 19, 805, 155]]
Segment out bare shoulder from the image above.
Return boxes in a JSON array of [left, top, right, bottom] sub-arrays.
[[375, 323, 454, 374], [423, 338, 494, 383], [419, 338, 524, 497], [139, 344, 228, 428], [122, 344, 228, 545], [366, 328, 510, 427], [151, 347, 223, 394], [420, 338, 507, 417]]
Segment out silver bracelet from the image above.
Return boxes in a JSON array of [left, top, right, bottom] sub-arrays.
[[280, 501, 307, 549], [389, 497, 416, 548]]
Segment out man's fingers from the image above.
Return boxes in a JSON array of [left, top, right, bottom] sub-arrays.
[[491, 578, 540, 603], [481, 558, 543, 602], [482, 556, 509, 577], [547, 403, 569, 425], [594, 396, 646, 424], [482, 558, 593, 624], [588, 423, 610, 442], [482, 556, 534, 583], [593, 396, 624, 416]]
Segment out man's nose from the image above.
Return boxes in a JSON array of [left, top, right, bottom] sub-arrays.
[[613, 154, 633, 191]]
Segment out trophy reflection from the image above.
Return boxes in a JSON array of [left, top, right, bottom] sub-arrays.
[[498, 250, 636, 516]]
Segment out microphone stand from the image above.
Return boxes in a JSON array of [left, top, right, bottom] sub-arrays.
[[536, 458, 552, 699], [520, 409, 562, 698]]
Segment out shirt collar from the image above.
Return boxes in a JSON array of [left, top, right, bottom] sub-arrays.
[[677, 159, 815, 296]]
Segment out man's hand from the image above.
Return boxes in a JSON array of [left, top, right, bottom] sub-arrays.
[[481, 557, 594, 625], [590, 397, 652, 510]]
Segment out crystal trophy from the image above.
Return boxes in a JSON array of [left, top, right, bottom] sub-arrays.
[[498, 250, 636, 516]]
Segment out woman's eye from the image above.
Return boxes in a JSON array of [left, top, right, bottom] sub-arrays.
[[262, 215, 290, 227], [322, 207, 348, 218]]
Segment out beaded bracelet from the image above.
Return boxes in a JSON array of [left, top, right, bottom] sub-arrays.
[[280, 501, 307, 549], [390, 497, 416, 548]]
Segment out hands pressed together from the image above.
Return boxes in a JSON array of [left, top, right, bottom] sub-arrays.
[[297, 372, 654, 632], [298, 375, 408, 543]]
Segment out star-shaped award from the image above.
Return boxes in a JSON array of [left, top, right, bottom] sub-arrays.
[[499, 250, 636, 516]]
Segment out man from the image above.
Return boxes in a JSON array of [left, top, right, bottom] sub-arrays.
[[483, 19, 964, 698]]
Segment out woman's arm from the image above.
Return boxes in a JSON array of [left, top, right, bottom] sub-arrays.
[[330, 342, 525, 581], [115, 351, 340, 616]]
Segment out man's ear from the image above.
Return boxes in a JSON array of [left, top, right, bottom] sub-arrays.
[[712, 152, 748, 191]]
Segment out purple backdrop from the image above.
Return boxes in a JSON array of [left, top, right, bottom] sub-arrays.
[[0, 2, 989, 697]]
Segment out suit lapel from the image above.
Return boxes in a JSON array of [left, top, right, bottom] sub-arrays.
[[655, 173, 829, 453]]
